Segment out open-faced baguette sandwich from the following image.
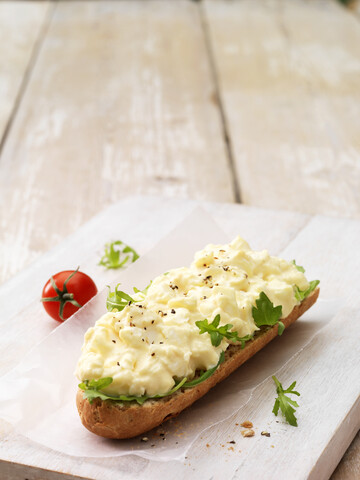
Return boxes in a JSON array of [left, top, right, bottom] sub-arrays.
[[76, 236, 319, 439]]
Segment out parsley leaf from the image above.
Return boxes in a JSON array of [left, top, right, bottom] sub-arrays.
[[79, 352, 224, 405], [291, 259, 305, 273], [294, 280, 320, 302], [252, 292, 285, 336], [106, 284, 137, 312], [272, 375, 300, 426], [196, 314, 253, 348], [99, 240, 139, 269]]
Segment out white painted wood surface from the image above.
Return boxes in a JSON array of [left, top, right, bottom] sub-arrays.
[[0, 1, 50, 141], [1, 0, 360, 477], [0, 196, 359, 480], [0, 0, 232, 285], [204, 0, 360, 218]]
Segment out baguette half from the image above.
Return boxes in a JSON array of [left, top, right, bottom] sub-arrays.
[[76, 288, 319, 439]]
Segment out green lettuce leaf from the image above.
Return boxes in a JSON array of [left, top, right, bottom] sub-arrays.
[[182, 351, 225, 387], [291, 260, 305, 273], [79, 352, 224, 405], [294, 279, 320, 302]]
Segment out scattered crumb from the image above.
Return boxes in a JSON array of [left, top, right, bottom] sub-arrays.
[[228, 440, 236, 444], [271, 445, 275, 448], [141, 437, 148, 442], [206, 443, 210, 448], [151, 444, 155, 447], [241, 421, 253, 428], [228, 447, 234, 452], [235, 423, 239, 426], [241, 429, 255, 438], [261, 431, 271, 437]]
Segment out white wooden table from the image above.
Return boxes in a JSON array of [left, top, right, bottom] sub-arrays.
[[1, 1, 360, 478]]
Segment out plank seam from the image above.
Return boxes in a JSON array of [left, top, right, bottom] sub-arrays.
[[309, 396, 360, 480], [279, 214, 313, 253], [0, 458, 92, 480], [0, 1, 57, 157], [199, 1, 242, 204]]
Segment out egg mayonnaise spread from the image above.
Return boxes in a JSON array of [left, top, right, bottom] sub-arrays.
[[76, 236, 309, 397]]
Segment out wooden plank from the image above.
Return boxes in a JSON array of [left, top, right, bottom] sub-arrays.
[[0, 198, 309, 479], [332, 431, 360, 480], [0, 0, 233, 286], [0, 1, 50, 143], [204, 0, 360, 219], [353, 0, 360, 16], [0, 460, 88, 480]]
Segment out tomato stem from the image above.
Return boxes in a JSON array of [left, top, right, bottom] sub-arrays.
[[63, 293, 74, 300]]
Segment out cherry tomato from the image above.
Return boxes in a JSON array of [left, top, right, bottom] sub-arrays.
[[41, 269, 97, 322]]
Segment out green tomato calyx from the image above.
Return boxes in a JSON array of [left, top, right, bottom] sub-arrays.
[[41, 268, 82, 321]]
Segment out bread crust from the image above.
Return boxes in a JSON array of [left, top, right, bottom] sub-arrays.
[[76, 288, 319, 439]]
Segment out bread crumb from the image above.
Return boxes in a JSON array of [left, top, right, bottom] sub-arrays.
[[261, 431, 271, 437], [206, 443, 210, 448], [241, 421, 253, 428], [241, 428, 255, 438], [141, 437, 148, 442]]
